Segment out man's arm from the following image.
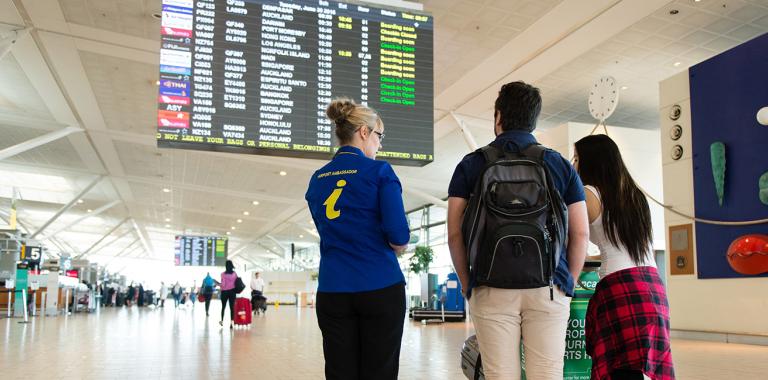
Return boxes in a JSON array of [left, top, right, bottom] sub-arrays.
[[566, 200, 589, 283], [447, 197, 470, 293]]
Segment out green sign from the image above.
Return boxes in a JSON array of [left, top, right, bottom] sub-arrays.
[[14, 263, 29, 317]]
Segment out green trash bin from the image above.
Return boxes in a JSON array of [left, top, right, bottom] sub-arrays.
[[522, 264, 600, 380]]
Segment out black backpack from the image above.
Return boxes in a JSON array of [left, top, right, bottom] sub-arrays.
[[462, 143, 568, 299]]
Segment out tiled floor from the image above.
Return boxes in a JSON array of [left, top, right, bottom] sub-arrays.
[[1, 303, 767, 379]]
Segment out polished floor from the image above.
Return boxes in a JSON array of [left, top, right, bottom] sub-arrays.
[[1, 302, 767, 379]]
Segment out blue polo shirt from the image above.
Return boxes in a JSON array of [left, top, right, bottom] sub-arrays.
[[306, 146, 410, 293], [448, 130, 585, 296]]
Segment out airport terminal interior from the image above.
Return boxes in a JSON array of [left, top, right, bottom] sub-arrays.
[[1, 0, 767, 379]]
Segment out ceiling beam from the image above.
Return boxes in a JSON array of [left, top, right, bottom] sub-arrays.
[[450, 111, 479, 151], [229, 203, 308, 260], [130, 218, 154, 257], [30, 174, 103, 239], [74, 217, 129, 259], [42, 199, 121, 240], [0, 126, 82, 161]]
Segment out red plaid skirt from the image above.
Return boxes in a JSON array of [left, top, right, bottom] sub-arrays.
[[586, 266, 675, 380]]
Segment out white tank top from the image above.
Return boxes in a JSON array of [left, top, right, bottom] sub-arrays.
[[584, 185, 656, 277]]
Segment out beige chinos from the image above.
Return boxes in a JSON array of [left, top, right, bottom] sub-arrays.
[[469, 286, 570, 380]]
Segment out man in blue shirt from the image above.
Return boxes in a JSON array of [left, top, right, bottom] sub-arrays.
[[447, 81, 589, 380]]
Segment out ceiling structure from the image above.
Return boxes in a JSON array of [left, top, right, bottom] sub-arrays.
[[0, 0, 766, 277]]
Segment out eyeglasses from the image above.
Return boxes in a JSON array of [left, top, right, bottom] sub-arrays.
[[373, 130, 385, 141]]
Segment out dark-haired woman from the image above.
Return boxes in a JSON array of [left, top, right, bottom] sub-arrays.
[[574, 134, 674, 380], [219, 260, 238, 329], [305, 98, 410, 380]]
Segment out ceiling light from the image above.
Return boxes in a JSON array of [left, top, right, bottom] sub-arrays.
[[165, 218, 171, 222], [226, 231, 231, 235], [77, 199, 84, 204], [620, 86, 629, 90], [87, 209, 93, 213], [243, 211, 250, 216], [165, 224, 171, 228], [279, 171, 287, 176], [252, 200, 260, 206], [673, 61, 682, 67], [299, 234, 304, 238], [237, 219, 243, 223], [155, 80, 160, 85], [162, 188, 171, 193], [231, 226, 236, 230]]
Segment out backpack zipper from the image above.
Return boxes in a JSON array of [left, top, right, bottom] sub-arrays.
[[487, 234, 544, 283]]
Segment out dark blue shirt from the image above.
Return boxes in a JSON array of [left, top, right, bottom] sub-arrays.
[[306, 146, 410, 293], [448, 130, 585, 296]]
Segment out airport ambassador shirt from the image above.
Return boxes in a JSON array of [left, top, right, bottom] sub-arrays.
[[448, 130, 586, 296], [306, 146, 410, 293]]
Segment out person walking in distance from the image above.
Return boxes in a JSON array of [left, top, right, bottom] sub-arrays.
[[159, 281, 168, 307], [201, 273, 216, 317]]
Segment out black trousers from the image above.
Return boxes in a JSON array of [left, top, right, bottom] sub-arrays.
[[316, 282, 406, 380], [220, 289, 236, 321], [203, 293, 212, 313]]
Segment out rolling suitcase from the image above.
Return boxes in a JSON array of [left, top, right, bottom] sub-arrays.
[[234, 297, 252, 326]]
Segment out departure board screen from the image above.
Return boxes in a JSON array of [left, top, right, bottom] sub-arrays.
[[157, 0, 433, 166], [174, 235, 228, 266]]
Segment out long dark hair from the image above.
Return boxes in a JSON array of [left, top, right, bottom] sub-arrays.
[[225, 260, 235, 273], [574, 134, 652, 265]]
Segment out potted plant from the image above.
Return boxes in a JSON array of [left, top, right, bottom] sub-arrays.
[[407, 246, 435, 312], [408, 245, 433, 275]]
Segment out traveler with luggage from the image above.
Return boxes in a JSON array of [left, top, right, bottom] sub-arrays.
[[219, 260, 239, 329], [201, 273, 216, 317], [447, 81, 589, 379], [305, 98, 410, 380], [250, 272, 267, 315], [573, 134, 674, 380]]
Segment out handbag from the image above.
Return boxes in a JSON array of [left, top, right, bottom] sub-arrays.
[[197, 293, 205, 302], [234, 276, 246, 293]]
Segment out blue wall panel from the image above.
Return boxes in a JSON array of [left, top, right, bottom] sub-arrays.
[[689, 33, 768, 279]]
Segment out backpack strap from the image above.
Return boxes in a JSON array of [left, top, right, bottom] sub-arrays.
[[478, 144, 504, 163], [520, 143, 547, 162]]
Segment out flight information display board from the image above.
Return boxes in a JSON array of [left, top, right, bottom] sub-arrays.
[[157, 0, 433, 166], [174, 235, 228, 266]]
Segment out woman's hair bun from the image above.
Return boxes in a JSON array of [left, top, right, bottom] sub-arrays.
[[326, 98, 356, 124]]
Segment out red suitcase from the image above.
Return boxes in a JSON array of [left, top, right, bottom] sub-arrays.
[[234, 297, 252, 326]]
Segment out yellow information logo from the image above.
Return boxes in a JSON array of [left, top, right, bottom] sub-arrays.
[[323, 179, 347, 220]]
